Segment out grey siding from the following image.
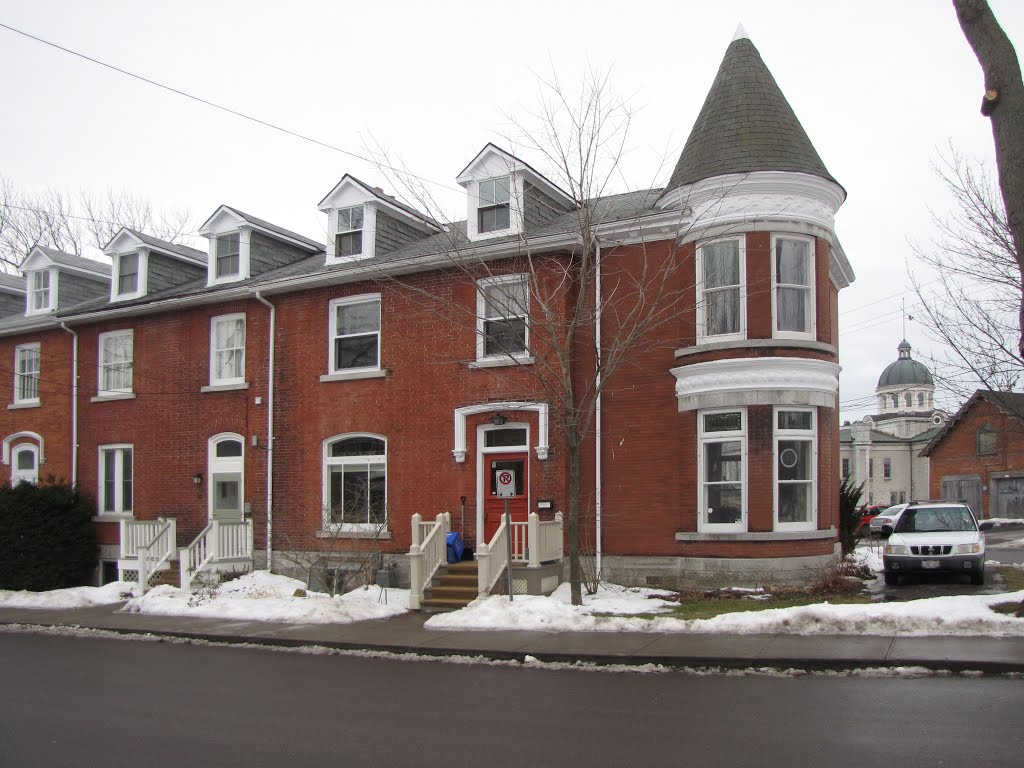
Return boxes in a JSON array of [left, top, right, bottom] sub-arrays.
[[375, 211, 428, 256], [147, 253, 205, 294], [58, 273, 109, 309], [249, 231, 313, 276], [0, 292, 25, 318], [524, 183, 570, 231]]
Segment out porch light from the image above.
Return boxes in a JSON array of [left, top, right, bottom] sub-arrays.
[[193, 472, 203, 486], [491, 413, 507, 426]]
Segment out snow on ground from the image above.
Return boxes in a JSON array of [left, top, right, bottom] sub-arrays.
[[0, 581, 135, 609], [121, 570, 409, 624]]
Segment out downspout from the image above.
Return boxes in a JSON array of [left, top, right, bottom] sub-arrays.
[[254, 292, 275, 571], [594, 238, 603, 580], [59, 323, 78, 485]]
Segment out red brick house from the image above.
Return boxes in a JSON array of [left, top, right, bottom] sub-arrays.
[[921, 390, 1024, 520], [0, 30, 855, 592]]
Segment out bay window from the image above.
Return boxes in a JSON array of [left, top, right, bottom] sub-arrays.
[[774, 408, 816, 531], [698, 409, 746, 531], [773, 235, 814, 336], [697, 238, 744, 340]]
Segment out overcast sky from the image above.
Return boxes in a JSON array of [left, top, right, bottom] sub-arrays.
[[1, 0, 1022, 421]]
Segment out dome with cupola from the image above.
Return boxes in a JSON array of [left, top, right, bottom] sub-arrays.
[[876, 340, 936, 415]]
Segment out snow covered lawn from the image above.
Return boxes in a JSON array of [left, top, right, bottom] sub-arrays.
[[0, 581, 135, 609]]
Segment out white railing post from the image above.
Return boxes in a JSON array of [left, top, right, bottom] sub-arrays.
[[411, 513, 422, 548], [409, 544, 423, 610], [138, 543, 149, 594], [528, 513, 540, 568], [179, 548, 189, 590], [476, 542, 490, 597], [555, 512, 564, 562]]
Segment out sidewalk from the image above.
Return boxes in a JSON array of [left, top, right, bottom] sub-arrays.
[[3, 602, 1024, 674]]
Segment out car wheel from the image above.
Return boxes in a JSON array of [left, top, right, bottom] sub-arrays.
[[970, 570, 985, 586], [884, 571, 899, 586]]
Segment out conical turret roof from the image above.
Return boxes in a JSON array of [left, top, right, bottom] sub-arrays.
[[665, 31, 839, 192]]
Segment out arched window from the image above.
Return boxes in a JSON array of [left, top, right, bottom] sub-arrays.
[[209, 434, 244, 521], [891, 395, 898, 409], [905, 393, 913, 407], [918, 393, 925, 407], [11, 444, 38, 486], [323, 435, 386, 529]]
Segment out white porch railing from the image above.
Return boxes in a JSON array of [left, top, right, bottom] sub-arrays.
[[476, 516, 510, 597], [179, 520, 253, 590], [408, 512, 451, 610], [119, 518, 177, 593], [478, 512, 564, 597]]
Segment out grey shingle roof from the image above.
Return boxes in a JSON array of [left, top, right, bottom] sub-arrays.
[[664, 36, 839, 192], [36, 246, 111, 276], [125, 229, 207, 263], [221, 207, 323, 251], [0, 272, 25, 293]]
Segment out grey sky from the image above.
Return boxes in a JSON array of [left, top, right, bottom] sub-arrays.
[[1, 0, 1022, 421]]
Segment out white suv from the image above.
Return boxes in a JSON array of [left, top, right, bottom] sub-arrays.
[[882, 501, 992, 586]]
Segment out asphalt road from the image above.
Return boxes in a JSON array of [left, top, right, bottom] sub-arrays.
[[1, 632, 1022, 768]]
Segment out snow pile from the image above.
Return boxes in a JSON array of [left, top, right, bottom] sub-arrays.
[[122, 571, 409, 624], [0, 581, 135, 609]]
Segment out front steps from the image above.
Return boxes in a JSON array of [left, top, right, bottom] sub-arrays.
[[421, 561, 479, 611]]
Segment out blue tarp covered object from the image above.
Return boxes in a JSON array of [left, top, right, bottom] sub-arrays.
[[446, 532, 465, 563]]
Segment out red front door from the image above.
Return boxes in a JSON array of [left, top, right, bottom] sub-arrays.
[[483, 452, 529, 541]]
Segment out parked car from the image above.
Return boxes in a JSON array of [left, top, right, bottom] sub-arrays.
[[869, 503, 908, 537], [855, 505, 888, 535], [882, 501, 992, 586]]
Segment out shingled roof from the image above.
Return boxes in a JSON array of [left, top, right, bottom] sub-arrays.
[[663, 30, 839, 193]]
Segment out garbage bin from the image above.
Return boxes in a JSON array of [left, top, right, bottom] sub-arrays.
[[446, 532, 464, 564]]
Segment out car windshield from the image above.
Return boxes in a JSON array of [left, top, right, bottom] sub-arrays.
[[894, 507, 977, 534]]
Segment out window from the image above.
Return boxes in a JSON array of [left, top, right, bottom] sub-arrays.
[[977, 423, 997, 456], [905, 393, 913, 408], [698, 238, 744, 340], [890, 491, 898, 505], [11, 444, 38, 485], [117, 253, 139, 295], [99, 446, 132, 514], [698, 409, 746, 531], [841, 457, 850, 480], [477, 275, 529, 359], [323, 435, 386, 530], [918, 393, 925, 407], [30, 270, 52, 313], [773, 236, 813, 336], [214, 233, 240, 279], [209, 435, 243, 521], [98, 330, 133, 395], [869, 458, 874, 478], [891, 395, 898, 409], [335, 206, 364, 257], [330, 296, 381, 373], [14, 343, 40, 404], [883, 457, 892, 479], [210, 314, 246, 385], [775, 409, 816, 530], [477, 176, 511, 234]]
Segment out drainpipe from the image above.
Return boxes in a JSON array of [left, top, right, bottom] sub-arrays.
[[594, 238, 603, 581], [254, 292, 275, 572], [59, 323, 78, 485]]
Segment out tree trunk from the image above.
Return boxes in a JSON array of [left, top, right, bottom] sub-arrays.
[[567, 439, 583, 605], [954, 0, 1024, 357]]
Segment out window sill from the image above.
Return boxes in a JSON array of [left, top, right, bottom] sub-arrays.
[[469, 355, 534, 370], [201, 382, 251, 393], [92, 513, 133, 522], [91, 393, 136, 403], [8, 401, 41, 410], [316, 529, 392, 540], [676, 527, 836, 542], [319, 369, 388, 383]]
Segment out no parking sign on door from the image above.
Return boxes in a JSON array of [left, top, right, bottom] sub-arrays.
[[496, 469, 517, 498]]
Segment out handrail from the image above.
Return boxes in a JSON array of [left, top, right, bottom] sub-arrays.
[[179, 521, 215, 590], [476, 517, 510, 597], [132, 518, 176, 594], [408, 512, 450, 610]]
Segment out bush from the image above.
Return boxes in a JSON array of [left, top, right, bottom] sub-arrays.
[[839, 476, 864, 557], [0, 478, 97, 591]]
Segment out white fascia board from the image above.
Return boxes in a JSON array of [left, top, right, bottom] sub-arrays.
[[0, 315, 60, 337], [21, 248, 54, 273], [199, 206, 246, 237], [58, 286, 253, 325], [103, 228, 143, 256]]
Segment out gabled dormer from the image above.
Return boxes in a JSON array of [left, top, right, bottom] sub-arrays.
[[456, 144, 574, 243], [103, 228, 207, 302], [21, 245, 110, 316], [0, 273, 27, 319], [199, 205, 322, 287], [317, 175, 439, 265]]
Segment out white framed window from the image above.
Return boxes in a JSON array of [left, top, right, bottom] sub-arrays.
[[335, 205, 364, 258], [774, 408, 816, 531], [478, 176, 511, 234], [883, 457, 892, 479], [323, 434, 387, 530], [28, 269, 54, 314], [98, 330, 133, 396], [214, 233, 241, 280], [209, 434, 244, 521], [98, 445, 133, 514], [329, 295, 381, 373], [210, 314, 246, 386], [14, 343, 40, 404], [697, 238, 745, 341], [11, 444, 38, 485], [698, 408, 746, 532], [773, 235, 814, 337], [841, 457, 850, 480], [116, 252, 140, 297], [477, 275, 529, 360]]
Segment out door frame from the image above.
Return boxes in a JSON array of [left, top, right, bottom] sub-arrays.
[[475, 421, 531, 548]]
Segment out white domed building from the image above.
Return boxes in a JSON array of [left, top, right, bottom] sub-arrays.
[[840, 341, 948, 506]]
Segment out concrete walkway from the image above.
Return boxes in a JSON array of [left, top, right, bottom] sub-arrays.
[[2, 602, 1024, 674]]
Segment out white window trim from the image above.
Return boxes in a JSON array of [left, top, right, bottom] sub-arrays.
[[475, 274, 530, 362], [98, 444, 133, 515], [322, 433, 388, 532], [328, 294, 381, 375], [207, 229, 250, 286], [467, 173, 524, 242], [697, 407, 747, 533], [696, 237, 746, 344], [330, 204, 368, 261], [773, 407, 817, 532], [11, 444, 39, 486], [14, 343, 40, 405], [209, 313, 247, 387], [111, 249, 147, 301], [770, 233, 816, 341], [208, 433, 244, 521], [97, 329, 134, 396], [26, 268, 56, 315]]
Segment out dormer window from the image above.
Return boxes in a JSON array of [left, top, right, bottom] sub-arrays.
[[478, 177, 511, 234], [215, 233, 241, 280], [117, 253, 139, 295], [29, 270, 52, 313], [336, 206, 364, 257]]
